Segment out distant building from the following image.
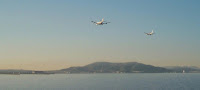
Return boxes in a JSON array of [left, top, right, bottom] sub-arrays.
[[33, 71, 46, 74], [32, 71, 35, 74], [183, 70, 185, 73]]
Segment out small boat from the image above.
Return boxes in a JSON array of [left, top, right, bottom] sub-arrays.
[[182, 70, 185, 73]]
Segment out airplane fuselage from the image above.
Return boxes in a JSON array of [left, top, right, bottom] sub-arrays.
[[146, 33, 153, 35], [96, 22, 103, 25], [145, 30, 154, 35], [92, 18, 109, 25]]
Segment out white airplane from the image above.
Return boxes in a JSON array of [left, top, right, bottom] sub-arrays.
[[91, 18, 110, 25], [145, 30, 154, 35]]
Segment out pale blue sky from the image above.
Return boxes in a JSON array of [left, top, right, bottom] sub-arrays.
[[0, 0, 200, 70]]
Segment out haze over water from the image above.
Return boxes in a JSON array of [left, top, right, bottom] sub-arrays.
[[0, 73, 200, 90]]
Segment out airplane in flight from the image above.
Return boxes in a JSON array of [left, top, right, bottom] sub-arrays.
[[91, 18, 110, 25], [145, 30, 154, 35]]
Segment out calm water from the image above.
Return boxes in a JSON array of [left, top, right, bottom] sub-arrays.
[[0, 73, 200, 90]]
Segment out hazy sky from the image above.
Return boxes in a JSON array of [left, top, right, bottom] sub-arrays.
[[0, 0, 200, 70]]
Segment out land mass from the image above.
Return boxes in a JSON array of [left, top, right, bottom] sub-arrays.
[[58, 62, 171, 73], [1, 62, 200, 74]]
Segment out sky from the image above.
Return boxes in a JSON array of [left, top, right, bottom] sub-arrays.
[[0, 0, 200, 70]]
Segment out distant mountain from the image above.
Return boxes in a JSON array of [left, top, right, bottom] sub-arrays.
[[164, 66, 200, 73], [1, 62, 200, 74], [59, 62, 171, 73]]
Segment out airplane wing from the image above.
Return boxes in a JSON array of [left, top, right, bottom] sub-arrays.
[[103, 22, 111, 24], [144, 32, 149, 35], [91, 21, 96, 23]]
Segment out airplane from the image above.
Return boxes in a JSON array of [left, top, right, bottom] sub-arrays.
[[91, 18, 110, 25], [145, 30, 154, 35]]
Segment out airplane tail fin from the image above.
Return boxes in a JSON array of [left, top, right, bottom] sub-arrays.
[[151, 30, 154, 34], [101, 18, 104, 22]]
